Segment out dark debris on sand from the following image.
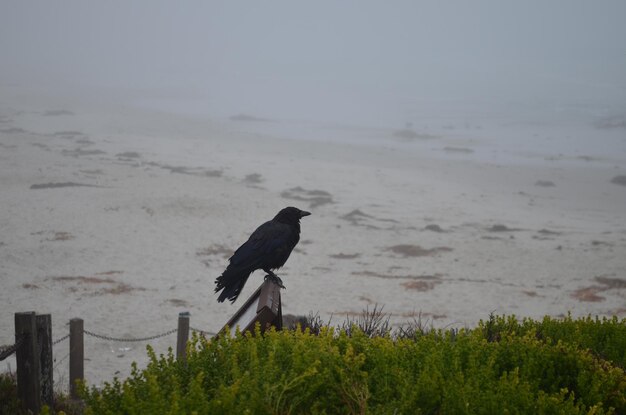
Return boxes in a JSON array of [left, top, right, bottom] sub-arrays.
[[385, 244, 453, 258], [424, 224, 446, 233], [281, 186, 333, 208], [487, 224, 522, 232], [30, 182, 102, 189], [610, 175, 626, 186], [535, 180, 556, 187]]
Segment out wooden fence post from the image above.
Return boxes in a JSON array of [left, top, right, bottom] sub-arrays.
[[176, 311, 190, 362], [36, 313, 54, 409], [15, 311, 41, 413], [69, 318, 84, 399]]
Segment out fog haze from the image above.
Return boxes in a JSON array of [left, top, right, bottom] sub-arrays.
[[2, 1, 625, 124]]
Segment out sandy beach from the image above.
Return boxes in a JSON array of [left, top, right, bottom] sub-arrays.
[[1, 85, 625, 388]]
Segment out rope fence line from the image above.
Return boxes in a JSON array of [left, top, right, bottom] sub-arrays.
[[53, 351, 70, 370], [0, 327, 182, 361], [84, 327, 178, 343], [3, 322, 216, 364], [45, 325, 215, 377], [1, 327, 181, 361], [51, 334, 71, 371], [2, 324, 213, 364], [0, 334, 25, 361], [52, 333, 70, 346], [191, 326, 217, 337], [50, 326, 218, 344]]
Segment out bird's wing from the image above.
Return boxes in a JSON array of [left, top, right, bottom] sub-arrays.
[[216, 219, 296, 303], [228, 221, 293, 267]]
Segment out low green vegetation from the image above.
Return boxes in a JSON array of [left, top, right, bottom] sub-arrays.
[[0, 372, 21, 415], [4, 313, 626, 414], [79, 314, 626, 414], [479, 314, 626, 369]]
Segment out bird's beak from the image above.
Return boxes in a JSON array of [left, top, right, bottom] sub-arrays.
[[300, 210, 311, 217]]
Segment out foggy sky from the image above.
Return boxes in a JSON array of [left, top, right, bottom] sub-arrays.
[[1, 1, 625, 123]]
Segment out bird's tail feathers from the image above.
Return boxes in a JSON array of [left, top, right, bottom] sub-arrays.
[[215, 265, 254, 303]]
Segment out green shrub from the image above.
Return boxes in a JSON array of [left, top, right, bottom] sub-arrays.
[[81, 317, 626, 414], [0, 372, 22, 415], [478, 313, 626, 368]]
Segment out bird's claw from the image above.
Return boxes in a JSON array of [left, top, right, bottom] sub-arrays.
[[264, 273, 286, 289]]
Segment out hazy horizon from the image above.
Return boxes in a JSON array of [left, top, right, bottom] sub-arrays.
[[2, 1, 626, 125]]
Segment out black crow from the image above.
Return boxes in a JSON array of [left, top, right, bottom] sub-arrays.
[[215, 207, 311, 303]]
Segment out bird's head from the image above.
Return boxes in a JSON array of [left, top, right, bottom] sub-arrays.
[[274, 206, 311, 224]]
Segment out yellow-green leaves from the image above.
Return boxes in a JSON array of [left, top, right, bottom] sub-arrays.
[[81, 317, 626, 414]]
